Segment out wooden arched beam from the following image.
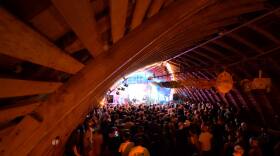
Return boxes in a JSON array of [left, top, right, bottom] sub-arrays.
[[182, 54, 209, 66], [0, 0, 215, 155], [192, 50, 219, 63], [227, 32, 263, 54], [212, 39, 245, 57], [178, 57, 200, 67], [247, 24, 280, 45], [200, 46, 225, 58]]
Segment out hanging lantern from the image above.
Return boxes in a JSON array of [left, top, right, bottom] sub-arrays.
[[215, 71, 233, 94], [241, 70, 272, 92]]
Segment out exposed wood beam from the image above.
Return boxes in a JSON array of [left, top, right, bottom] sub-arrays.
[[64, 16, 110, 54], [179, 57, 200, 66], [147, 0, 165, 18], [163, 0, 174, 8], [0, 123, 16, 143], [184, 54, 209, 65], [97, 16, 110, 34], [64, 39, 84, 54], [247, 24, 280, 45], [212, 39, 245, 57], [0, 1, 215, 155], [0, 8, 84, 74], [29, 6, 70, 41], [52, 0, 105, 57], [0, 102, 40, 123], [109, 0, 129, 43], [200, 46, 225, 58], [130, 0, 152, 30], [227, 33, 263, 53], [192, 50, 218, 63], [0, 79, 62, 98], [168, 7, 279, 61]]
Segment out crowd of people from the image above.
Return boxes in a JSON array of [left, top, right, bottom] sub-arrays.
[[65, 101, 280, 156]]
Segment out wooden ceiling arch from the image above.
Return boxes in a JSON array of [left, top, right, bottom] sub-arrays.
[[0, 0, 280, 155]]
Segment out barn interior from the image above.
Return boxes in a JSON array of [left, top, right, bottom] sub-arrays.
[[0, 0, 280, 155]]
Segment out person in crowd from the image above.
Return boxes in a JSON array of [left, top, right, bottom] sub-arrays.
[[65, 129, 82, 156], [233, 145, 244, 156], [198, 124, 213, 156], [128, 137, 150, 156], [248, 137, 263, 156], [91, 128, 103, 156], [64, 101, 280, 156], [119, 132, 135, 156], [83, 125, 93, 156]]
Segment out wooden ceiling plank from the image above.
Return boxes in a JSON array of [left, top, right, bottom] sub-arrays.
[[227, 33, 263, 53], [183, 54, 209, 65], [64, 39, 84, 54], [247, 24, 280, 45], [0, 78, 62, 98], [200, 46, 225, 58], [147, 0, 165, 18], [64, 16, 110, 54], [0, 124, 16, 143], [192, 49, 218, 63], [0, 8, 84, 74], [0, 102, 40, 123], [212, 39, 245, 57], [52, 0, 105, 57], [109, 0, 129, 43], [130, 0, 152, 30], [29, 6, 70, 41], [163, 0, 174, 8]]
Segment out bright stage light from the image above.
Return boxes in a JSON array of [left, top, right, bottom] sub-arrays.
[[108, 70, 172, 105]]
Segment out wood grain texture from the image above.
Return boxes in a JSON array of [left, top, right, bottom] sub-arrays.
[[130, 0, 151, 30], [0, 8, 85, 74], [0, 0, 214, 155], [0, 78, 62, 98], [109, 0, 129, 43], [0, 102, 40, 123], [52, 0, 105, 57], [147, 0, 165, 18]]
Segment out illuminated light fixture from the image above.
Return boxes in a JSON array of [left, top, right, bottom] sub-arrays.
[[51, 136, 60, 146]]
